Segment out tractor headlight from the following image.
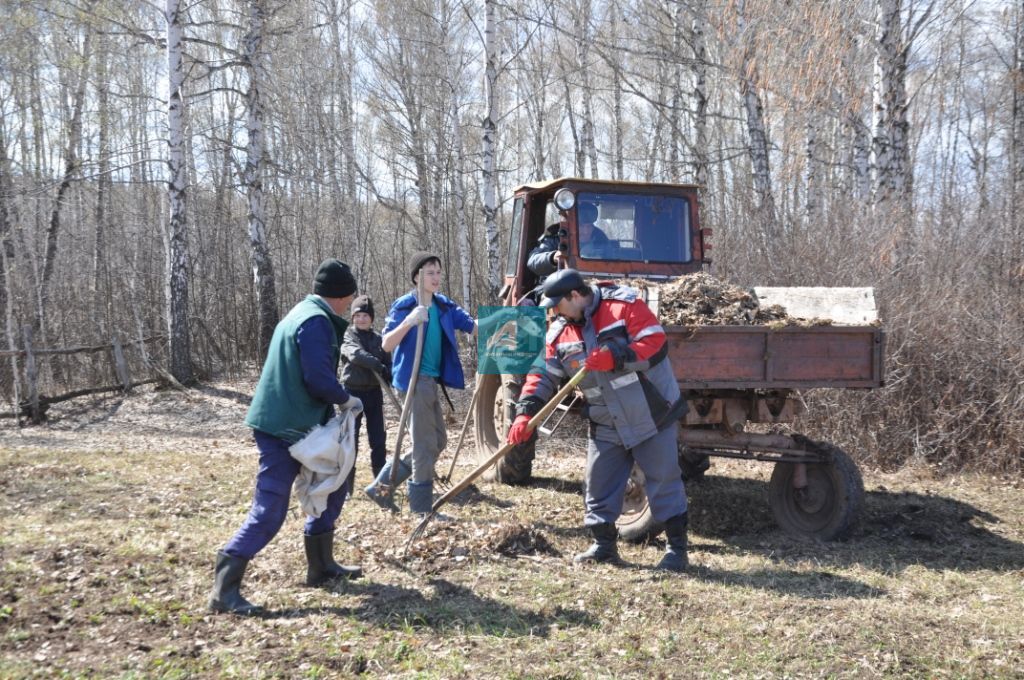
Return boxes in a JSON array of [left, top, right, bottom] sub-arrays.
[[553, 188, 576, 211]]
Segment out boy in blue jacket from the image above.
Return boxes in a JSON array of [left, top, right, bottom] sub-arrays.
[[364, 252, 476, 517]]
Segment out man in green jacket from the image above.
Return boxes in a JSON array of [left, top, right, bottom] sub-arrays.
[[209, 259, 365, 616]]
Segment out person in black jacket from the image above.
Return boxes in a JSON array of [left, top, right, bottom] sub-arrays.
[[340, 295, 391, 494]]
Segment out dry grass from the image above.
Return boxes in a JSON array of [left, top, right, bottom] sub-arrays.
[[1, 382, 1023, 678]]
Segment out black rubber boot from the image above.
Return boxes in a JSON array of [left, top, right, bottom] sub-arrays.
[[656, 513, 689, 572], [208, 551, 263, 616], [573, 522, 621, 564], [304, 531, 363, 586]]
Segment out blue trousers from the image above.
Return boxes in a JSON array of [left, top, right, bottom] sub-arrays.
[[584, 422, 686, 527], [223, 430, 348, 560], [346, 386, 387, 487]]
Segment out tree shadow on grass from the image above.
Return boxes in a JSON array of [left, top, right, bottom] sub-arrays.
[[259, 578, 597, 636], [193, 384, 252, 406], [686, 474, 1024, 574]]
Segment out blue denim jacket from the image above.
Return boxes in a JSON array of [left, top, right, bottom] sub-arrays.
[[384, 291, 475, 392]]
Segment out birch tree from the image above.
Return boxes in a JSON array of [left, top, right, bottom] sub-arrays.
[[166, 0, 193, 384], [244, 0, 279, 359], [481, 0, 501, 298]]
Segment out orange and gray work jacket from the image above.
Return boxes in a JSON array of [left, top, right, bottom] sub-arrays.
[[517, 283, 687, 449]]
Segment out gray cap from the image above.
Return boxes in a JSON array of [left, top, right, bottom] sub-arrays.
[[539, 269, 587, 308]]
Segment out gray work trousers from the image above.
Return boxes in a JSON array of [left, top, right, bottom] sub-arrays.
[[403, 375, 447, 484], [584, 422, 686, 527]]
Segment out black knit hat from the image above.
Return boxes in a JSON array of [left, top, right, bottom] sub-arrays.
[[408, 251, 441, 284], [351, 295, 374, 319], [313, 259, 357, 298]]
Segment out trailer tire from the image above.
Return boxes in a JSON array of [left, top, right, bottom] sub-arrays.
[[768, 442, 863, 541]]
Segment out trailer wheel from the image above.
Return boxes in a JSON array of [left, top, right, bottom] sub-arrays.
[[474, 373, 536, 483], [616, 464, 664, 543], [768, 443, 863, 541]]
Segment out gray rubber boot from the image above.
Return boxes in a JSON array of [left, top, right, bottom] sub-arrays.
[[573, 523, 621, 564], [208, 551, 263, 616], [407, 479, 433, 515], [364, 455, 412, 512], [304, 532, 363, 586], [656, 513, 689, 572]]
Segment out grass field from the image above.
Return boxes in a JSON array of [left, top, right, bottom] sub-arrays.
[[1, 382, 1022, 678]]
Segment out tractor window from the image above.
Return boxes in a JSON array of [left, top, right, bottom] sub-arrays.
[[576, 192, 691, 264], [505, 198, 524, 278]]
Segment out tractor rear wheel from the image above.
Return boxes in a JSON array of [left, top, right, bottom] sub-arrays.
[[473, 373, 536, 483]]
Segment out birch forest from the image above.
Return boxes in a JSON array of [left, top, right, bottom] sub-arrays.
[[0, 0, 1021, 472]]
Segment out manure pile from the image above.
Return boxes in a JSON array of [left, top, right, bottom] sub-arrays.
[[622, 272, 831, 327]]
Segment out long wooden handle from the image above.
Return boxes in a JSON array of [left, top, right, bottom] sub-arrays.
[[441, 374, 482, 481], [423, 367, 588, 517], [389, 271, 427, 487], [374, 370, 403, 411]]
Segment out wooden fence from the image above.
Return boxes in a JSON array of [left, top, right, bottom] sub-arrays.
[[1, 327, 165, 424]]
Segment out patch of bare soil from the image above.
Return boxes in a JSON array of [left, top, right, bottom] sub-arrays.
[[622, 272, 831, 327]]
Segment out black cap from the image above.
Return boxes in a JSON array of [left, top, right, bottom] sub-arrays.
[[351, 295, 374, 319], [313, 259, 357, 298], [578, 202, 599, 223], [540, 269, 587, 308], [408, 251, 441, 283]]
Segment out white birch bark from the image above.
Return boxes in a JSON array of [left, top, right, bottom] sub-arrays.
[[692, 1, 710, 200], [610, 0, 624, 180], [244, 0, 278, 359], [576, 0, 599, 179], [805, 122, 820, 222], [481, 0, 501, 299], [166, 0, 193, 384], [450, 95, 471, 305], [668, 2, 684, 182], [737, 0, 779, 235], [871, 0, 911, 212]]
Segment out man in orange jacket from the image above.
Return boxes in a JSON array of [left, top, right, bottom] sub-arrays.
[[507, 269, 690, 571]]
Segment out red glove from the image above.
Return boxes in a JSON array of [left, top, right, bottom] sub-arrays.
[[506, 414, 533, 445], [584, 347, 615, 372]]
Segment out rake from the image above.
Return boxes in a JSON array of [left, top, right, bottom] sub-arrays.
[[404, 366, 589, 555]]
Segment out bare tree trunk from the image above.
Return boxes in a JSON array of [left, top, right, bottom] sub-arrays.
[[668, 1, 684, 182], [166, 0, 193, 385], [692, 1, 709, 202], [244, 0, 278, 360], [481, 0, 501, 299], [450, 95, 471, 306], [40, 19, 94, 323], [805, 122, 820, 223], [610, 0, 624, 180], [737, 0, 779, 236], [1012, 0, 1024, 283], [576, 0, 599, 178], [871, 0, 912, 211], [93, 35, 112, 333]]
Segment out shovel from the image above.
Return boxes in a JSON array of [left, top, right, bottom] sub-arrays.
[[385, 270, 428, 493], [404, 366, 589, 553]]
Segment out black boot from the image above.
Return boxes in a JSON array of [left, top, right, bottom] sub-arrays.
[[656, 513, 689, 572], [208, 551, 263, 616], [573, 522, 621, 564], [304, 531, 363, 586]]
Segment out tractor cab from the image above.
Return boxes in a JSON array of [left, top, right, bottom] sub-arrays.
[[500, 178, 710, 305]]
